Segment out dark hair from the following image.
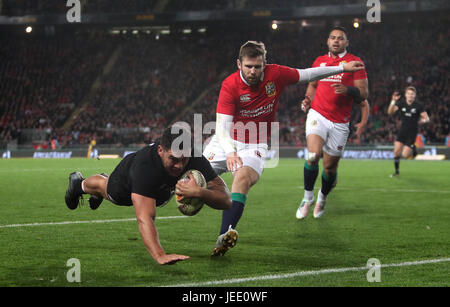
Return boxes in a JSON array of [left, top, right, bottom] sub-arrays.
[[239, 41, 267, 62], [160, 126, 192, 152], [330, 26, 348, 35]]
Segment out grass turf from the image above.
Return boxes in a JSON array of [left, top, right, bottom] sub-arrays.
[[0, 158, 448, 287]]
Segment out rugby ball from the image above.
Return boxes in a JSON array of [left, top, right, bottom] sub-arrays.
[[176, 169, 207, 216]]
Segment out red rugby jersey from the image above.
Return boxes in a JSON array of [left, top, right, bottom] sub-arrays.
[[311, 52, 367, 123], [217, 64, 299, 143]]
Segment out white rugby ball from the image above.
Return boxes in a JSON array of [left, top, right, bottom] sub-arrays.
[[176, 169, 207, 216]]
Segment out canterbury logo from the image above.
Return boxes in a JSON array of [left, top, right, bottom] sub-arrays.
[[240, 94, 251, 102]]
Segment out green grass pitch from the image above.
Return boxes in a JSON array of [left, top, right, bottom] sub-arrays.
[[0, 158, 449, 287]]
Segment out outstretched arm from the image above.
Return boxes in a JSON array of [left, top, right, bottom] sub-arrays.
[[298, 61, 365, 84], [132, 193, 189, 265]]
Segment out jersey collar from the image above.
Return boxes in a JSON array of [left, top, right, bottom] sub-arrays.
[[328, 50, 347, 59]]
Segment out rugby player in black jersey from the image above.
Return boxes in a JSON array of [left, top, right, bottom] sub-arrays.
[[387, 86, 430, 177], [64, 126, 231, 265]]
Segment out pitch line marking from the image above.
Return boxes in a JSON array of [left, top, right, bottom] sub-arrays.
[[162, 258, 450, 287], [296, 186, 450, 194], [0, 216, 187, 229]]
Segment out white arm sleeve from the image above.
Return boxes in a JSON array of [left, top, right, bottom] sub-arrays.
[[216, 113, 236, 155], [297, 64, 344, 83]]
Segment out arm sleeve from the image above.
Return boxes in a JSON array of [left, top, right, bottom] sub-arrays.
[[216, 113, 236, 155], [216, 81, 236, 115], [277, 64, 301, 85], [297, 65, 344, 83], [353, 57, 367, 80], [130, 163, 158, 199]]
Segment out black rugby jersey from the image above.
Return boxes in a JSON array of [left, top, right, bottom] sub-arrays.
[[396, 99, 425, 133], [108, 142, 217, 207]]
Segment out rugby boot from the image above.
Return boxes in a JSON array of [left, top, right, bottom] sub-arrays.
[[296, 197, 314, 220], [65, 172, 84, 210], [211, 227, 239, 257]]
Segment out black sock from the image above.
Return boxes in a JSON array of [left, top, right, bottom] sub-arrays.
[[412, 145, 417, 158], [220, 193, 246, 235], [304, 161, 319, 191], [321, 171, 337, 196], [394, 156, 400, 174]]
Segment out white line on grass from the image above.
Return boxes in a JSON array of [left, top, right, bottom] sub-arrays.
[[0, 216, 187, 229], [296, 186, 450, 194], [162, 258, 450, 287], [336, 187, 450, 194], [0, 167, 110, 173]]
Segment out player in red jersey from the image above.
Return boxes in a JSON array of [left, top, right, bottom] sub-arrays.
[[203, 40, 365, 256], [296, 26, 370, 220]]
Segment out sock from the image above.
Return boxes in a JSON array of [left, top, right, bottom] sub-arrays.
[[303, 161, 318, 200], [321, 171, 337, 196], [81, 180, 87, 194], [317, 190, 326, 202], [73, 179, 86, 196], [220, 193, 246, 235], [394, 156, 400, 174], [412, 145, 417, 158]]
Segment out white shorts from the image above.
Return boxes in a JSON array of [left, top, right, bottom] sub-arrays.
[[305, 109, 350, 157], [203, 135, 268, 177]]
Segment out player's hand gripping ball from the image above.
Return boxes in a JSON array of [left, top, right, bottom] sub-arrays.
[[175, 169, 207, 216]]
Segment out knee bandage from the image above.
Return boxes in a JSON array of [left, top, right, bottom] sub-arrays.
[[307, 152, 317, 162]]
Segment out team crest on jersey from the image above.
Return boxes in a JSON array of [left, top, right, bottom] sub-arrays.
[[265, 81, 276, 97], [339, 60, 347, 64], [207, 152, 215, 161]]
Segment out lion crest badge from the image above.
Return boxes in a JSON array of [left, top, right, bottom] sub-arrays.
[[265, 81, 276, 97]]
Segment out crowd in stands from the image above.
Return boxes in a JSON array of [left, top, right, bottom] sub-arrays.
[[0, 14, 448, 149], [1, 0, 405, 15], [61, 32, 233, 147], [0, 34, 111, 146]]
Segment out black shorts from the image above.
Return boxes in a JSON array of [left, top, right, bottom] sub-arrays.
[[106, 169, 133, 206], [396, 129, 416, 148]]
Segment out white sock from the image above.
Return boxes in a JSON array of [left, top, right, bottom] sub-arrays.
[[81, 180, 87, 193], [304, 190, 314, 201], [318, 190, 327, 202]]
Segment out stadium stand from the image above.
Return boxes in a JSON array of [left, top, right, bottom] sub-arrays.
[[0, 0, 406, 15], [0, 4, 448, 149]]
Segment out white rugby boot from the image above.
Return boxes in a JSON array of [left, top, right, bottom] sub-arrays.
[[296, 196, 314, 220], [313, 193, 327, 219], [211, 226, 239, 257]]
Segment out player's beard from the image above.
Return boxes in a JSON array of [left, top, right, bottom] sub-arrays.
[[244, 73, 261, 86], [329, 44, 346, 56]]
